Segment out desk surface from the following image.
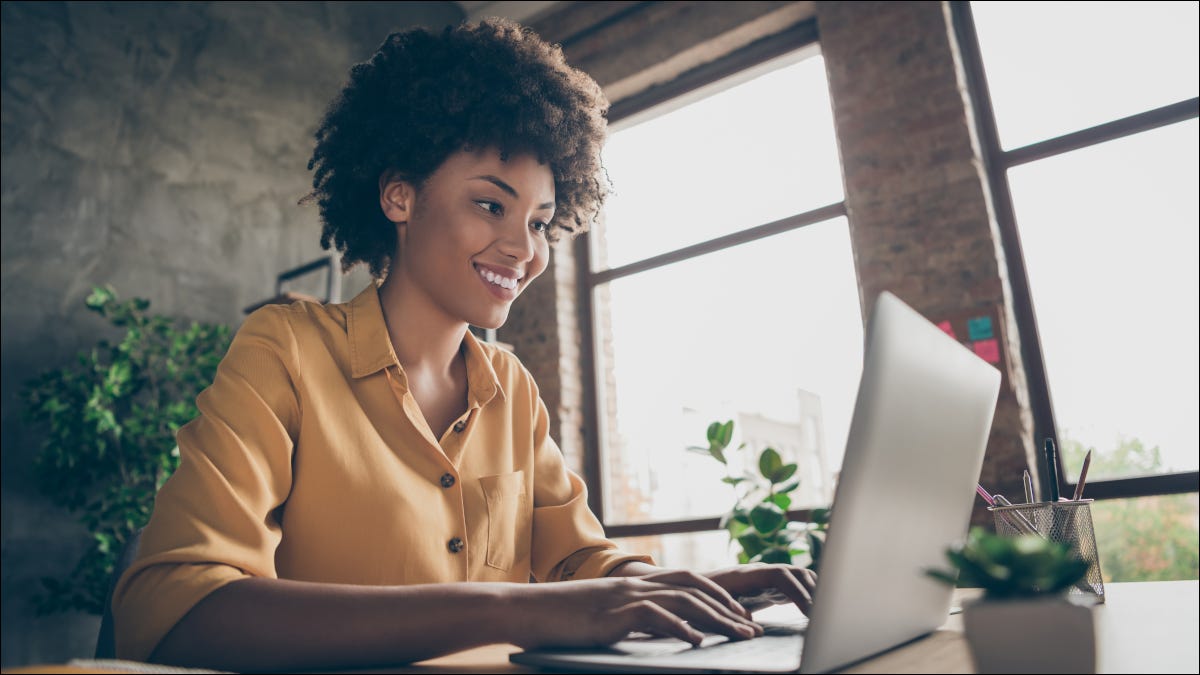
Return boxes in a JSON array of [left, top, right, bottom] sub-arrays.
[[391, 581, 1199, 675], [842, 580, 1197, 674], [4, 581, 1196, 675]]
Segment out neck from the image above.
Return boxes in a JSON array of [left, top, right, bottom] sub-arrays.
[[377, 271, 469, 376]]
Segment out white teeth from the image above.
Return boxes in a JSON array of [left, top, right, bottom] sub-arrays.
[[478, 266, 518, 290]]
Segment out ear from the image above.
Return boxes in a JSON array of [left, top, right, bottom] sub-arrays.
[[379, 171, 415, 226]]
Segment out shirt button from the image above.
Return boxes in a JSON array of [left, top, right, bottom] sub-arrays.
[[447, 537, 465, 553], [440, 473, 456, 488], [453, 420, 467, 433]]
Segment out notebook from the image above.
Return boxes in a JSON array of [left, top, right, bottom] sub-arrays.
[[511, 291, 1002, 673]]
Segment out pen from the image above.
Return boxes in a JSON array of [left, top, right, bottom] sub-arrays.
[[1023, 469, 1034, 503], [1073, 449, 1093, 501], [975, 483, 995, 506], [1044, 438, 1061, 502], [992, 493, 1039, 534]]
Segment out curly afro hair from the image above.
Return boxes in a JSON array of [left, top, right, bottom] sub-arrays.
[[304, 18, 611, 278]]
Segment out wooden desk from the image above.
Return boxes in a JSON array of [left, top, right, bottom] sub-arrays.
[[392, 581, 1198, 674], [4, 582, 1195, 674], [838, 581, 1198, 674]]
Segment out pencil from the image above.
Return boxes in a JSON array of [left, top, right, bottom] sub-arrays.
[[1073, 449, 1093, 501]]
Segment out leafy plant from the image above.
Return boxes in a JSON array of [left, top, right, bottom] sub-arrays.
[[689, 420, 830, 569], [1059, 433, 1198, 582], [926, 527, 1089, 599], [21, 286, 232, 614]]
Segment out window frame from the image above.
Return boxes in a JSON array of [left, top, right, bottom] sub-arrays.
[[949, 0, 1199, 501], [574, 19, 841, 538], [579, 4, 1199, 541]]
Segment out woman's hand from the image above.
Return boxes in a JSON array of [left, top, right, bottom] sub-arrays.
[[511, 572, 764, 649], [704, 563, 818, 614]]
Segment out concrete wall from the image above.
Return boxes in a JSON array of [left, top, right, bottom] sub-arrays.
[[0, 1, 464, 666]]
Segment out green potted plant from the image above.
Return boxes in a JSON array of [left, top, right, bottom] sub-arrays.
[[689, 420, 830, 570], [926, 527, 1096, 674], [21, 286, 231, 615]]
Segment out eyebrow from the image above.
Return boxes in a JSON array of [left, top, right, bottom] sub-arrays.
[[470, 175, 555, 211]]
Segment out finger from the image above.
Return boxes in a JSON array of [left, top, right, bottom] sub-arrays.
[[760, 567, 816, 615], [638, 582, 762, 637], [611, 600, 706, 646], [643, 570, 752, 619], [645, 590, 760, 640], [736, 589, 791, 612], [799, 568, 817, 594], [650, 583, 761, 632]]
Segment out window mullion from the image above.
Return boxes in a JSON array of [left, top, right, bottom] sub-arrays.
[[590, 202, 847, 286], [1002, 97, 1199, 169]]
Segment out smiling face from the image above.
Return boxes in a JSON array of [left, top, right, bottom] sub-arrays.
[[380, 147, 556, 330]]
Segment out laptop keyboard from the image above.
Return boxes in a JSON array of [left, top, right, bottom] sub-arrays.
[[610, 616, 809, 668], [761, 617, 809, 636]]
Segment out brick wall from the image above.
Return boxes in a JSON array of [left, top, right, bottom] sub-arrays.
[[498, 239, 586, 473], [816, 0, 1035, 525]]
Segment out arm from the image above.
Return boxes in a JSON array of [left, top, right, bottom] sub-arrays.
[[113, 306, 303, 660], [152, 578, 514, 671], [154, 574, 765, 671]]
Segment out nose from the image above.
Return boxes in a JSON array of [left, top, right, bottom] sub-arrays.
[[496, 217, 536, 262]]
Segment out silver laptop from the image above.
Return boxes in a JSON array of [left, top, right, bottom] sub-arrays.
[[511, 291, 1002, 673]]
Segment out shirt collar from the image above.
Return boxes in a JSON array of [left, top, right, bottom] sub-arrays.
[[461, 326, 505, 407], [348, 282, 398, 379], [347, 283, 504, 404]]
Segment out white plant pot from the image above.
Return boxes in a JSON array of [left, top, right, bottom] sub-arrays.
[[962, 595, 1097, 674]]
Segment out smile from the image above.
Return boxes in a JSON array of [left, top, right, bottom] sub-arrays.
[[475, 264, 521, 291]]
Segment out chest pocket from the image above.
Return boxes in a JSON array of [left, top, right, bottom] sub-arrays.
[[479, 471, 526, 571]]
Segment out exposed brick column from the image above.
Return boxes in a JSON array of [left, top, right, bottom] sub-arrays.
[[499, 240, 586, 475], [816, 0, 1035, 526]]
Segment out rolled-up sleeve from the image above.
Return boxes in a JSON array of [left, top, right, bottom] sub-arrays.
[[112, 306, 301, 661], [526, 386, 653, 582]]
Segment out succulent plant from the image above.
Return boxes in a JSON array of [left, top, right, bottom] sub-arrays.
[[927, 527, 1089, 599]]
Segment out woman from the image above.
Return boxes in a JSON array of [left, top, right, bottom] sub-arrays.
[[113, 19, 816, 671]]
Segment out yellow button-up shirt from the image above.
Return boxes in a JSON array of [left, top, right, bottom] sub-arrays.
[[112, 282, 651, 661]]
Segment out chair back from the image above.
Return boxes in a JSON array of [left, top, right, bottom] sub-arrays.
[[94, 529, 143, 659]]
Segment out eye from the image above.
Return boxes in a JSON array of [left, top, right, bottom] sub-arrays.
[[474, 200, 503, 217], [530, 221, 551, 235]]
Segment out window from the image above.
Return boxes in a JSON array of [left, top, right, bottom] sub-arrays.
[[581, 42, 857, 565], [1007, 124, 1198, 480], [971, 2, 1198, 151], [955, 1, 1198, 579]]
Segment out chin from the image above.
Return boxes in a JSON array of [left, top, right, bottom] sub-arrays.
[[469, 311, 509, 332]]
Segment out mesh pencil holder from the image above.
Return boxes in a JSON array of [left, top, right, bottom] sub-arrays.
[[989, 500, 1105, 603]]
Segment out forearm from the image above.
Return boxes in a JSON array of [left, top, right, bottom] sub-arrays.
[[151, 577, 520, 671], [606, 560, 663, 577]]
